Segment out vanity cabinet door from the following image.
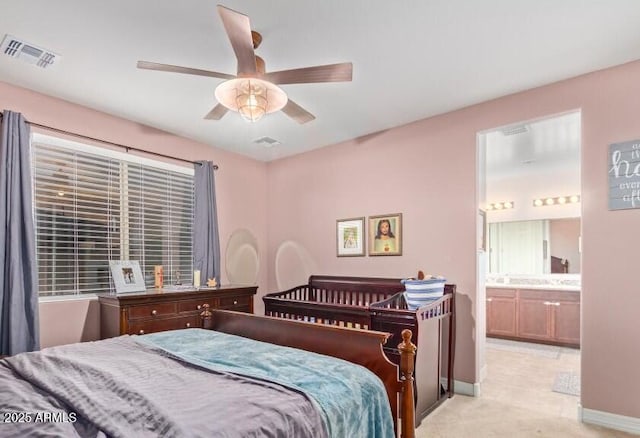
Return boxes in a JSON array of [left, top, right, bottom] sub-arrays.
[[552, 296, 580, 346], [486, 288, 517, 337], [517, 294, 552, 341]]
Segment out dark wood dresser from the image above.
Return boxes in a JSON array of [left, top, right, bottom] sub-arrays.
[[97, 285, 257, 339]]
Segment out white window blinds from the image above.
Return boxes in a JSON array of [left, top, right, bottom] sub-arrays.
[[32, 136, 193, 296]]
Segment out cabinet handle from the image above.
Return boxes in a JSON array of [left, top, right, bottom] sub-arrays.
[[185, 323, 191, 328], [139, 330, 145, 335], [151, 309, 157, 316], [233, 300, 238, 305], [486, 298, 493, 302], [543, 301, 561, 306]]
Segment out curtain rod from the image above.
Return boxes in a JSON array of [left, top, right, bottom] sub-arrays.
[[0, 113, 218, 169]]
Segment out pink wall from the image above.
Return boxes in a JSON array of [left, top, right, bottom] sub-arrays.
[[267, 61, 640, 419], [0, 81, 269, 347]]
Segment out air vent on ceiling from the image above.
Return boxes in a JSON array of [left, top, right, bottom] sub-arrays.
[[253, 136, 281, 148], [501, 124, 528, 136], [1, 34, 61, 68]]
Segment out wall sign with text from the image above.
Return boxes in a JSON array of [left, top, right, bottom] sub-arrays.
[[609, 139, 640, 210]]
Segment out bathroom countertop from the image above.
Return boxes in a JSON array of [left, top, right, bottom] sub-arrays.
[[485, 283, 580, 292]]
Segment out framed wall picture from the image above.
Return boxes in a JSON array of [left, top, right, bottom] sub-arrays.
[[336, 217, 365, 257], [368, 213, 402, 256], [109, 260, 147, 293]]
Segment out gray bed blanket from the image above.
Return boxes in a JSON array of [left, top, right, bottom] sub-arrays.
[[0, 336, 327, 438]]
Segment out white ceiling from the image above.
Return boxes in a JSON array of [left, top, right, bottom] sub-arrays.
[[1, 1, 640, 162], [485, 111, 581, 181]]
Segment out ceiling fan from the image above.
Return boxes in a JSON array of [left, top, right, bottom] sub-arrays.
[[137, 4, 353, 124]]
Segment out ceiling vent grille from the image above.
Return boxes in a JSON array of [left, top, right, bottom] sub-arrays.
[[253, 136, 281, 148], [501, 124, 528, 136], [1, 34, 61, 68]]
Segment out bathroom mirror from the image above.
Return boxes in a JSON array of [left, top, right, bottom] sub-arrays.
[[225, 229, 259, 285], [487, 217, 580, 275]]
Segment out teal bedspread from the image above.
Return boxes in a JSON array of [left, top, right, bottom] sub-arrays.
[[138, 328, 395, 438]]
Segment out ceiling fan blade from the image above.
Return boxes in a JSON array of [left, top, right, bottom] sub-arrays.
[[281, 99, 315, 124], [216, 5, 257, 75], [137, 61, 235, 80], [264, 62, 353, 85], [204, 104, 229, 120]]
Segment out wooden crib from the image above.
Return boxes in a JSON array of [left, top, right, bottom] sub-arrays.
[[263, 275, 456, 423]]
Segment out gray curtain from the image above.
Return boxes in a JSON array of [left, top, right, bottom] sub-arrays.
[[0, 110, 40, 355], [193, 161, 220, 286]]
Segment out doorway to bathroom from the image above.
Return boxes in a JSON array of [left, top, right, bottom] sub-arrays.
[[477, 110, 582, 408]]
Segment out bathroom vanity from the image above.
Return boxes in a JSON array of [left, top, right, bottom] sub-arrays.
[[486, 275, 580, 348]]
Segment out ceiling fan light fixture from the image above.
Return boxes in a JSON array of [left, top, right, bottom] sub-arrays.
[[215, 77, 287, 122]]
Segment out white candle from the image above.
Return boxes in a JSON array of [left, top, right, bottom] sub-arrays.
[[193, 270, 201, 287]]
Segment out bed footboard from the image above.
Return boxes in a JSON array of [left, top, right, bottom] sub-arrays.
[[202, 307, 417, 438]]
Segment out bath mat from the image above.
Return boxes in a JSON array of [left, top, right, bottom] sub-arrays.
[[552, 371, 580, 396]]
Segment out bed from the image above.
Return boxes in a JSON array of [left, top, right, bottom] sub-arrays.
[[263, 275, 456, 422], [0, 308, 418, 438]]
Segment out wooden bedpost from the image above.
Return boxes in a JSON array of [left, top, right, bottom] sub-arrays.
[[200, 303, 213, 330], [398, 329, 416, 438]]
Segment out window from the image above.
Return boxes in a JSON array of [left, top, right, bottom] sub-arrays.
[[32, 134, 194, 297]]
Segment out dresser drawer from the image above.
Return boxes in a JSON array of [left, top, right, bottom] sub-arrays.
[[128, 315, 200, 335], [177, 297, 217, 314], [128, 302, 177, 320], [219, 295, 251, 309]]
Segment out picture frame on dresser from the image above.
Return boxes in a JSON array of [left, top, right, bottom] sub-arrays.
[[109, 260, 146, 294]]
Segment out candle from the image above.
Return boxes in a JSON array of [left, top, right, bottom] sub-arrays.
[[154, 265, 163, 288], [193, 270, 201, 287]]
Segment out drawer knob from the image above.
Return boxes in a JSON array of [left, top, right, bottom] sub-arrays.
[[139, 330, 145, 335], [185, 323, 191, 328], [486, 298, 493, 302], [197, 305, 201, 310], [233, 300, 238, 305], [151, 309, 157, 316]]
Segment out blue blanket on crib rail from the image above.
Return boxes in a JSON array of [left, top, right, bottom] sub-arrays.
[[138, 328, 395, 438]]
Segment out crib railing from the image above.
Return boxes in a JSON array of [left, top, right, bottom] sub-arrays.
[[263, 284, 401, 329]]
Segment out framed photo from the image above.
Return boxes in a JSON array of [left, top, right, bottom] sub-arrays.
[[109, 260, 147, 294], [336, 217, 365, 257], [368, 213, 402, 256]]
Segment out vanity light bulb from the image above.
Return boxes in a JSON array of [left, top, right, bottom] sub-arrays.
[[503, 201, 513, 209], [495, 202, 503, 210], [533, 199, 543, 207], [570, 195, 580, 203], [545, 198, 555, 205], [486, 204, 494, 210], [557, 197, 566, 204]]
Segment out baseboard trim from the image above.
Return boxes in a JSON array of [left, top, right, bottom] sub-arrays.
[[453, 379, 480, 397], [480, 363, 488, 382], [579, 404, 640, 434]]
